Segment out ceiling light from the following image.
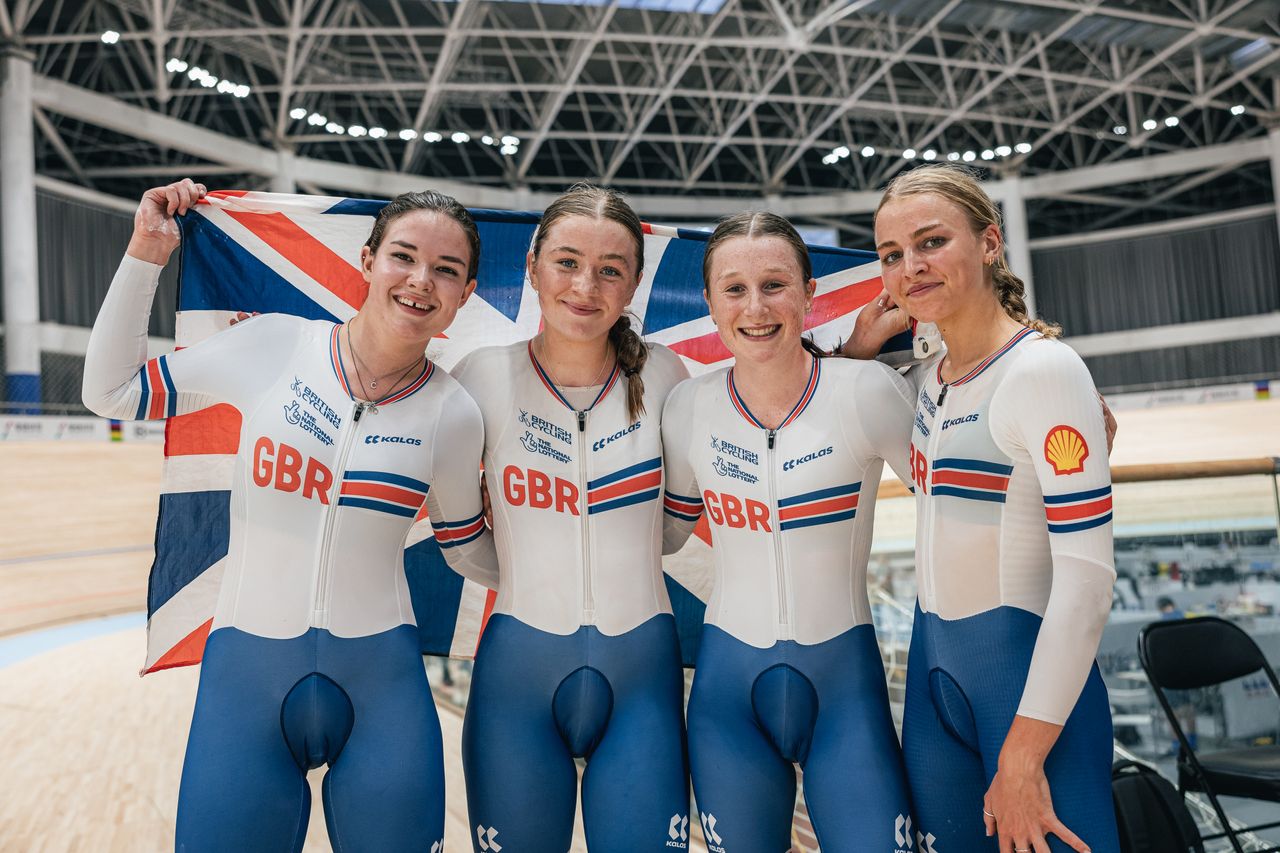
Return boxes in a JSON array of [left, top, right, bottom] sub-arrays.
[[1014, 142, 1032, 154], [216, 80, 235, 94], [922, 149, 937, 161], [451, 131, 470, 143], [1230, 104, 1246, 116], [166, 58, 188, 73], [348, 125, 368, 138], [399, 129, 418, 141], [962, 150, 976, 162], [326, 122, 343, 133], [980, 149, 995, 160], [821, 154, 836, 165], [101, 31, 120, 44], [500, 144, 518, 156], [307, 113, 326, 126], [903, 148, 917, 160], [290, 107, 307, 120], [1142, 118, 1158, 131], [501, 135, 519, 146], [1164, 115, 1179, 127], [234, 85, 250, 98], [187, 67, 203, 81], [482, 135, 495, 146], [1113, 125, 1127, 135], [995, 145, 1012, 157], [833, 145, 850, 158], [199, 76, 218, 88], [424, 131, 443, 143], [369, 127, 388, 139], [861, 145, 875, 157], [947, 152, 960, 161]]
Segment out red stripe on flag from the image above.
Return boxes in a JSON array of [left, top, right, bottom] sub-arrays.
[[225, 209, 369, 310], [144, 618, 213, 673], [668, 330, 732, 365], [931, 470, 1010, 491], [589, 470, 662, 504], [164, 404, 242, 456], [694, 514, 712, 546], [805, 276, 883, 328], [778, 494, 858, 521], [475, 588, 498, 655], [1045, 496, 1113, 522]]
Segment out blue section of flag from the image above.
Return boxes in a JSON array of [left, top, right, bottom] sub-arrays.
[[149, 489, 231, 614], [322, 198, 388, 217], [403, 537, 467, 656], [177, 214, 339, 319], [473, 218, 538, 322], [643, 236, 709, 333]]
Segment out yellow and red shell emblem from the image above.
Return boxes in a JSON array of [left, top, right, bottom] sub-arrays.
[[1044, 425, 1089, 475]]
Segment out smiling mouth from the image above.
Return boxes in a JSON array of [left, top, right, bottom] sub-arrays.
[[740, 324, 781, 338], [394, 294, 434, 313], [563, 301, 600, 316], [906, 282, 941, 297]]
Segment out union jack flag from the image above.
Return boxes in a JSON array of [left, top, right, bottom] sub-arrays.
[[143, 190, 909, 674]]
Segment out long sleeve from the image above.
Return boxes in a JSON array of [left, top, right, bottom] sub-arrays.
[[850, 361, 917, 489], [83, 254, 285, 419], [425, 383, 499, 588], [991, 342, 1116, 725], [660, 378, 703, 555]]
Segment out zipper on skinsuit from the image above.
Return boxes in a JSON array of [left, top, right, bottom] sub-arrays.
[[766, 428, 791, 639], [312, 399, 371, 627], [578, 409, 595, 625], [921, 382, 949, 613]]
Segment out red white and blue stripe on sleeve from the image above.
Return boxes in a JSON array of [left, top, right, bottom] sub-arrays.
[[431, 509, 487, 549], [663, 489, 704, 522], [1044, 485, 1113, 533], [135, 356, 178, 419]]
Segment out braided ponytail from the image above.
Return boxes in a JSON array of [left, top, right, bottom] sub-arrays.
[[992, 259, 1060, 338], [608, 313, 649, 421]]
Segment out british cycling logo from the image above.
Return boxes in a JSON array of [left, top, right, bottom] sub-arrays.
[[282, 400, 335, 446], [291, 376, 342, 429], [710, 435, 758, 466], [518, 408, 572, 445], [712, 455, 757, 485], [914, 410, 931, 437], [593, 419, 642, 451], [919, 387, 937, 416], [364, 434, 422, 446], [783, 446, 832, 471], [519, 430, 571, 464]]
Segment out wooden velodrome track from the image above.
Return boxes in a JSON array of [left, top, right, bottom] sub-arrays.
[[1, 398, 1278, 850]]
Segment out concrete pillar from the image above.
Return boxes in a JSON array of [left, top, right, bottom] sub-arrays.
[[270, 149, 297, 194], [1, 49, 41, 412], [998, 175, 1036, 320], [1269, 126, 1280, 250]]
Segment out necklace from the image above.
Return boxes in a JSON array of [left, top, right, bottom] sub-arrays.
[[535, 335, 613, 390], [346, 322, 424, 403]]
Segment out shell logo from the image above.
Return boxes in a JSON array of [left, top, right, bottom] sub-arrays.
[[1044, 425, 1089, 475]]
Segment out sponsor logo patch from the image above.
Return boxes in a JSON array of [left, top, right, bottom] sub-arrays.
[[1044, 424, 1088, 475]]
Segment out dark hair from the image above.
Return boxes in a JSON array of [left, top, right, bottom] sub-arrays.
[[875, 164, 1060, 338], [366, 190, 481, 282], [702, 211, 826, 359], [532, 183, 649, 421]]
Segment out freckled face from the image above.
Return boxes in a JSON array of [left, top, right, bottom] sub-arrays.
[[704, 235, 816, 367], [529, 215, 640, 344], [874, 192, 1000, 325], [358, 210, 476, 344]]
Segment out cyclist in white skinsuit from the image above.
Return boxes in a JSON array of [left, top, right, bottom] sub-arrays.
[[453, 186, 693, 853], [661, 212, 917, 853], [82, 180, 495, 853], [875, 165, 1117, 853]]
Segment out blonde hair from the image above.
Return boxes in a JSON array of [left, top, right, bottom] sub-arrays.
[[875, 165, 1060, 338], [532, 183, 649, 420]]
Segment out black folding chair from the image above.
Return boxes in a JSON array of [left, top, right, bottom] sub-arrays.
[[1138, 616, 1280, 853]]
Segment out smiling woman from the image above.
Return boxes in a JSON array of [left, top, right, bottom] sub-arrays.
[[79, 179, 499, 852]]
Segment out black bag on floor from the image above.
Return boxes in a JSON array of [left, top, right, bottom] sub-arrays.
[[1112, 759, 1204, 853]]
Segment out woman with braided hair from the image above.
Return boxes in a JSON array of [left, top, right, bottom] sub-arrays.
[[874, 164, 1119, 853], [451, 184, 692, 852]]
